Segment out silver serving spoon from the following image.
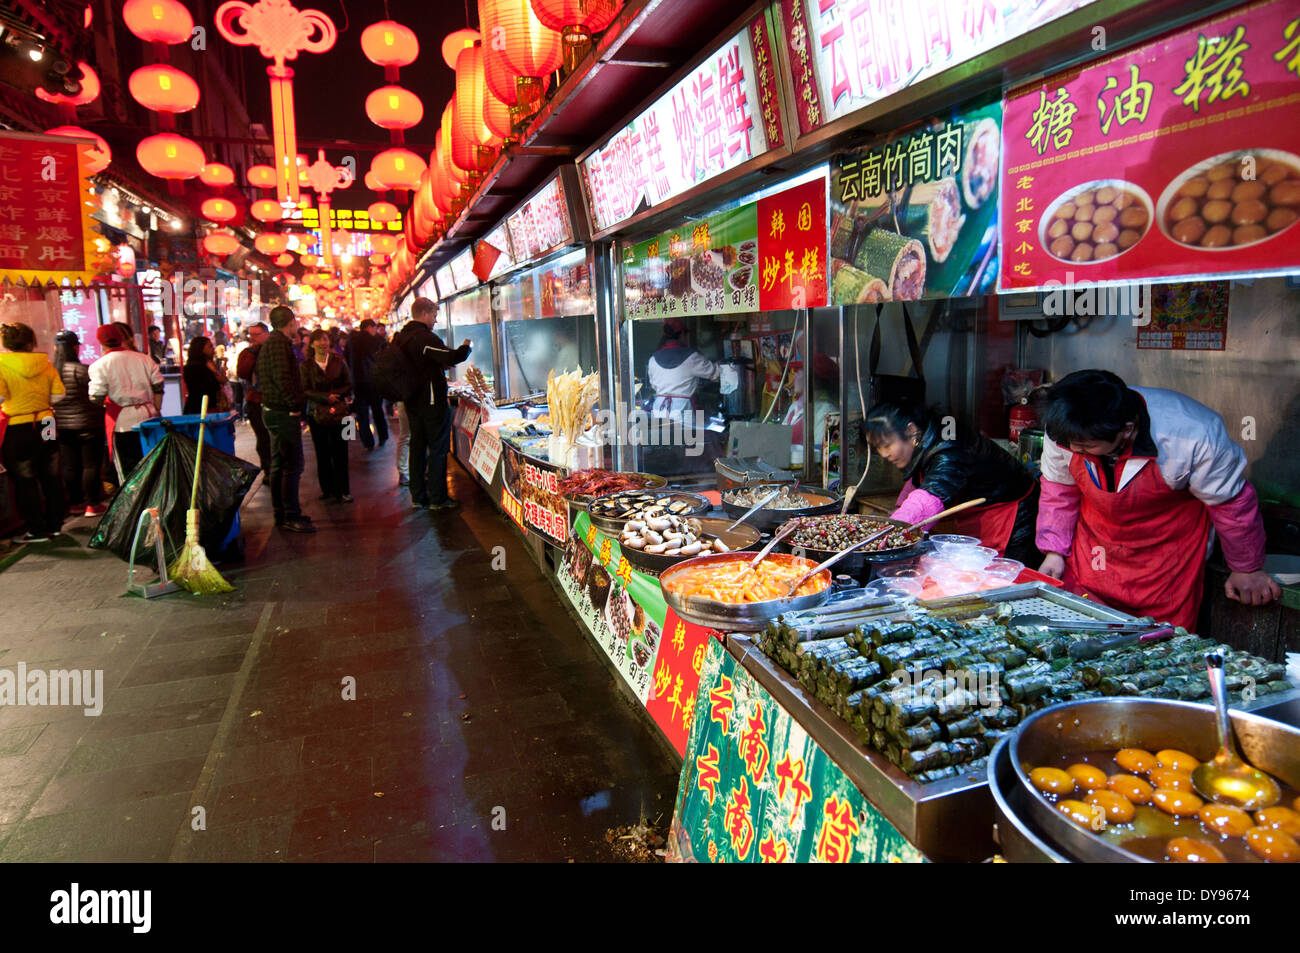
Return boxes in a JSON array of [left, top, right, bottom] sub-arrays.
[[1191, 652, 1281, 811], [725, 486, 783, 531]]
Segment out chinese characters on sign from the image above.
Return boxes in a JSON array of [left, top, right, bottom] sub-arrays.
[[467, 424, 503, 483], [756, 178, 827, 311], [506, 175, 574, 263], [783, 0, 1098, 134], [0, 132, 97, 284], [1000, 0, 1300, 291], [580, 10, 784, 233]]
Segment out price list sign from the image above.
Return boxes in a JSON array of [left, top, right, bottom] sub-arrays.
[[0, 132, 99, 285], [999, 0, 1300, 290]]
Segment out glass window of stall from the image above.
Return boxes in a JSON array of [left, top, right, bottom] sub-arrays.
[[494, 247, 598, 400], [444, 286, 495, 393]]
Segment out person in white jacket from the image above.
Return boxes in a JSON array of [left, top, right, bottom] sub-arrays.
[[646, 318, 718, 425], [1035, 369, 1278, 630]]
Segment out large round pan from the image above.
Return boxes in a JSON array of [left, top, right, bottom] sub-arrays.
[[619, 518, 761, 575], [659, 551, 832, 631], [1008, 697, 1300, 863], [564, 472, 668, 515], [775, 515, 928, 580], [719, 483, 841, 532], [587, 489, 711, 536]]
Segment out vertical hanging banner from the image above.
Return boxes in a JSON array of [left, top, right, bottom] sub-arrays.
[[756, 177, 828, 310], [999, 0, 1300, 290], [829, 99, 1003, 301], [667, 638, 925, 863], [0, 132, 102, 285], [556, 511, 720, 756]]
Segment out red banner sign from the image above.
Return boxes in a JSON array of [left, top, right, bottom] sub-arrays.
[[0, 132, 99, 284], [644, 609, 719, 758], [999, 0, 1300, 290], [757, 178, 828, 310]]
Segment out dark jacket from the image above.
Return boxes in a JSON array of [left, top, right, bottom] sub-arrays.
[[51, 361, 99, 431], [183, 360, 224, 415], [347, 331, 380, 387], [904, 418, 1039, 564], [256, 329, 306, 412], [394, 320, 469, 411], [299, 353, 353, 424]]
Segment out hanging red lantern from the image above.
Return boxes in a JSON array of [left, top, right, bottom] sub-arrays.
[[488, 0, 561, 116], [128, 64, 200, 113], [529, 0, 621, 70], [368, 200, 400, 223], [275, 252, 294, 267], [199, 162, 235, 187], [364, 85, 424, 130], [442, 28, 479, 68], [36, 62, 101, 106], [45, 126, 111, 174], [123, 0, 194, 44], [363, 170, 387, 192], [299, 252, 319, 267], [360, 20, 418, 67], [255, 233, 290, 255], [371, 234, 399, 255], [250, 198, 284, 222], [137, 132, 205, 180], [371, 147, 426, 191], [369, 253, 389, 267], [483, 87, 513, 141], [247, 164, 277, 189], [200, 197, 238, 223], [455, 45, 498, 171], [441, 103, 471, 183], [203, 230, 241, 256]]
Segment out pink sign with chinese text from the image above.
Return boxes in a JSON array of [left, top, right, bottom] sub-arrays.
[[999, 0, 1300, 290], [580, 8, 785, 234]]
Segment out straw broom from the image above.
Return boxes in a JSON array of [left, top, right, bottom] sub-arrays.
[[167, 394, 234, 594]]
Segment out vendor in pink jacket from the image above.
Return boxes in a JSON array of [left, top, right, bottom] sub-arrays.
[[1036, 369, 1278, 630]]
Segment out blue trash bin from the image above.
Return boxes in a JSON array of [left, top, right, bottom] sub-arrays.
[[136, 412, 244, 557]]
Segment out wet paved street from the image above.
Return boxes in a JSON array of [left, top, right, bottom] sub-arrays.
[[0, 419, 679, 861]]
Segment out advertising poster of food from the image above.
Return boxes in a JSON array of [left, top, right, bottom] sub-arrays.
[[556, 512, 719, 756], [667, 638, 924, 863], [777, 0, 1097, 137], [999, 0, 1300, 290], [500, 446, 569, 545], [829, 99, 1002, 302], [1137, 280, 1230, 350], [467, 424, 503, 484], [622, 178, 830, 318]]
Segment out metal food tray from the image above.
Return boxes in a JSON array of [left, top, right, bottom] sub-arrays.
[[915, 581, 1137, 625]]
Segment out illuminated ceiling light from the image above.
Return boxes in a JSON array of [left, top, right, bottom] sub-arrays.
[[28, 47, 44, 62]]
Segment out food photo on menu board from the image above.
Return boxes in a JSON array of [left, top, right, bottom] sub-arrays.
[[999, 0, 1300, 290], [829, 99, 1002, 302]]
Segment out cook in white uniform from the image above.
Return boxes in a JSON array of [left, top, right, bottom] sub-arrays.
[[646, 318, 719, 425]]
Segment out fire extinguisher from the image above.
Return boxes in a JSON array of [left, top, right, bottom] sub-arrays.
[[1009, 398, 1038, 443]]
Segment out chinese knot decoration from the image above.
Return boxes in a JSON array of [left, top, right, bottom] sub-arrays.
[[215, 0, 337, 203], [302, 149, 354, 268]]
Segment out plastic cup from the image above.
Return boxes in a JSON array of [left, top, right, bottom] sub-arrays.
[[984, 557, 1025, 581], [930, 534, 980, 548], [880, 577, 923, 598], [947, 546, 998, 571]]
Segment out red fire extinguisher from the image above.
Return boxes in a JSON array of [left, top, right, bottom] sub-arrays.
[[1009, 398, 1038, 443]]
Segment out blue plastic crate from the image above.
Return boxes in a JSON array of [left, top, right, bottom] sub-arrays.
[[136, 412, 244, 557]]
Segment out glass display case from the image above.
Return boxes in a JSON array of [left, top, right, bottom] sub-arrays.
[[445, 287, 495, 391]]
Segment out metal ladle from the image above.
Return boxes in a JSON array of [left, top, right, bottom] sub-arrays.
[[1191, 652, 1281, 811]]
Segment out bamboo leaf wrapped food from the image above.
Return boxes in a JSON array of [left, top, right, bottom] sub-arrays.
[[830, 262, 891, 304], [882, 692, 941, 727], [949, 737, 984, 765], [900, 742, 954, 774], [935, 687, 981, 721], [886, 716, 943, 748], [1004, 669, 1053, 702], [982, 645, 1028, 668], [916, 765, 960, 783], [852, 229, 926, 301], [942, 713, 984, 740], [960, 117, 1000, 210], [867, 622, 918, 647]]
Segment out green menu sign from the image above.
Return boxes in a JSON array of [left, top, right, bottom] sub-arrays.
[[668, 638, 924, 863]]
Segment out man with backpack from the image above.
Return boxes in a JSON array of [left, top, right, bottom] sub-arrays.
[[387, 297, 469, 510]]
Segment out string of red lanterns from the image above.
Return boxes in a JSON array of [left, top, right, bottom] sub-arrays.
[[124, 0, 205, 190]]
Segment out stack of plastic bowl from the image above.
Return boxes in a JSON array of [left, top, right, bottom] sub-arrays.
[[911, 536, 1021, 597]]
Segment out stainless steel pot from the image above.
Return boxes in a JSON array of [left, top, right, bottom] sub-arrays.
[[1008, 697, 1300, 862], [659, 551, 832, 631], [719, 483, 841, 532]]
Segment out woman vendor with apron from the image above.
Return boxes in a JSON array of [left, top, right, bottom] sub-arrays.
[[865, 401, 1040, 566], [1035, 369, 1278, 631]]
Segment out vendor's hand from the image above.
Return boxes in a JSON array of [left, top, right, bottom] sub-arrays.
[[1039, 553, 1067, 580], [1225, 570, 1281, 607]]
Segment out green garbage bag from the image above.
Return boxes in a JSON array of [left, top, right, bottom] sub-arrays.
[[88, 428, 259, 565]]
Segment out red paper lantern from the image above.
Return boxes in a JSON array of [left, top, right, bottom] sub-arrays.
[[480, 0, 523, 106], [123, 0, 193, 44], [368, 200, 400, 223], [128, 64, 200, 113], [35, 62, 101, 106], [441, 103, 470, 182], [203, 230, 240, 256], [255, 233, 290, 255], [250, 199, 284, 222], [455, 45, 498, 171], [361, 20, 418, 67], [529, 0, 621, 46], [45, 126, 111, 174], [371, 148, 426, 191], [137, 133, 204, 180], [493, 0, 562, 109], [275, 252, 294, 267], [369, 253, 389, 267], [247, 164, 277, 188], [199, 162, 235, 187], [442, 28, 479, 68], [363, 170, 387, 191], [371, 235, 399, 255], [299, 253, 319, 267], [200, 197, 238, 223], [483, 88, 513, 140], [364, 85, 424, 130]]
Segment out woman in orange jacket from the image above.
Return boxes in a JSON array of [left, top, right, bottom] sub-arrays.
[[0, 322, 68, 543]]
